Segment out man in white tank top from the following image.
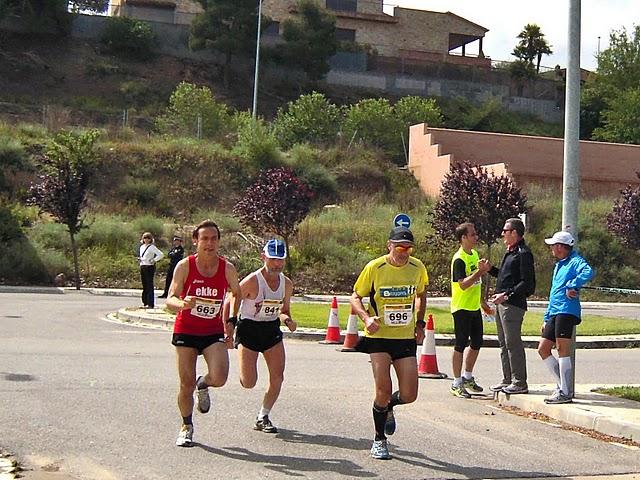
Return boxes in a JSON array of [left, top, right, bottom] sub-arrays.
[[232, 239, 297, 433]]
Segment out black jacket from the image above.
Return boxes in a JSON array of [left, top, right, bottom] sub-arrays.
[[489, 239, 536, 310], [167, 245, 184, 266]]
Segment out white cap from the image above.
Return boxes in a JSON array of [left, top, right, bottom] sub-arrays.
[[544, 231, 575, 246]]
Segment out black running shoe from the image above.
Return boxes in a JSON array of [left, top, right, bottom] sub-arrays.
[[254, 415, 278, 433]]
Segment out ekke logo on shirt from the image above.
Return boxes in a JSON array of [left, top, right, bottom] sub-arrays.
[[380, 285, 416, 297]]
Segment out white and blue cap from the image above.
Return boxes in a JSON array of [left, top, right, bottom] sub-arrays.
[[263, 239, 287, 259]]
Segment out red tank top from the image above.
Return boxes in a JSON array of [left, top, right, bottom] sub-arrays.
[[174, 255, 228, 336]]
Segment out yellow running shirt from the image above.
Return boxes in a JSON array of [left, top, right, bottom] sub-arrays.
[[353, 255, 429, 339]]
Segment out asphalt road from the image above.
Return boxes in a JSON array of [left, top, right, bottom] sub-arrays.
[[1, 292, 639, 480]]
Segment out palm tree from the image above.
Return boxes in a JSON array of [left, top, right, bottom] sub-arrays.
[[512, 23, 553, 73]]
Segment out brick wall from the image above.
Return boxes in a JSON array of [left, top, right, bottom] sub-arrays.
[[408, 124, 640, 199]]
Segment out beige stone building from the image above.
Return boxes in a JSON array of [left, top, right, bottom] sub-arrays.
[[409, 123, 640, 199], [109, 0, 490, 68]]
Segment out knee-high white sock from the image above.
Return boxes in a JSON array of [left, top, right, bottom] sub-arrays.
[[558, 356, 572, 396], [542, 355, 561, 387]]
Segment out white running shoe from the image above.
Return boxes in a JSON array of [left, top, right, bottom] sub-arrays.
[[176, 424, 194, 447]]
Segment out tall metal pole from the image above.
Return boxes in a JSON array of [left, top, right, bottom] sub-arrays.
[[563, 0, 581, 396], [252, 0, 263, 120]]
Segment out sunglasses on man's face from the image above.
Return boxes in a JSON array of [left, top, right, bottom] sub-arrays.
[[393, 244, 414, 253]]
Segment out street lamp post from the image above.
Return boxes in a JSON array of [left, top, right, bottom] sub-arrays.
[[563, 0, 581, 396], [252, 0, 263, 120]]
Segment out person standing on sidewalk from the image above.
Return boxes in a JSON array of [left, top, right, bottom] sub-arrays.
[[449, 223, 492, 398], [165, 220, 241, 447], [232, 239, 297, 434], [488, 218, 536, 395], [350, 226, 428, 460], [159, 236, 184, 299], [139, 232, 164, 309], [538, 231, 594, 404]]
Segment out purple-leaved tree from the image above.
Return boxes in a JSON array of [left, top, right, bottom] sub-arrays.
[[607, 172, 640, 249], [234, 167, 314, 270], [29, 129, 100, 289]]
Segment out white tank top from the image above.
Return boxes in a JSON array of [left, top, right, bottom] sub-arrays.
[[240, 269, 285, 322]]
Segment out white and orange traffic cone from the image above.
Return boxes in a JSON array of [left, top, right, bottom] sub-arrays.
[[338, 305, 360, 352], [319, 296, 341, 344], [418, 314, 448, 379]]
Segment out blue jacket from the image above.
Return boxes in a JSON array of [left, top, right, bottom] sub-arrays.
[[544, 250, 595, 322]]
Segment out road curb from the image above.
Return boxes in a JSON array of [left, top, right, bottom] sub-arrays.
[[110, 308, 640, 348]]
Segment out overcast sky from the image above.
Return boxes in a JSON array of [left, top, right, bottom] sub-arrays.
[[383, 1, 638, 71]]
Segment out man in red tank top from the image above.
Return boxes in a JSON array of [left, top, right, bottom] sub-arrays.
[[166, 219, 241, 447]]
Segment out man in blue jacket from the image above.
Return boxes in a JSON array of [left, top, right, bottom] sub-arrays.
[[538, 231, 594, 404]]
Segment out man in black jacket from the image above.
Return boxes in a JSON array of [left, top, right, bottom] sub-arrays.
[[159, 236, 184, 299], [488, 218, 536, 394]]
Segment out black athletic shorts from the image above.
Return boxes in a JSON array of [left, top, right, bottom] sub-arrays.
[[542, 314, 581, 341], [234, 318, 283, 353], [355, 337, 417, 361], [172, 333, 224, 354], [452, 309, 483, 353]]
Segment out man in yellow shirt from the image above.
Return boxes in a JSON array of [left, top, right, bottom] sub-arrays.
[[449, 223, 491, 398], [350, 226, 429, 460]]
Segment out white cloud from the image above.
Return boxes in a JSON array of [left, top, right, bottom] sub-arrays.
[[386, 0, 638, 70]]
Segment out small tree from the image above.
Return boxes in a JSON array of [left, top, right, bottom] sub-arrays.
[[29, 129, 100, 289], [233, 167, 313, 265], [343, 98, 403, 161], [272, 92, 343, 149], [99, 17, 156, 60], [430, 161, 527, 296], [190, 0, 263, 87], [512, 23, 553, 73], [607, 173, 640, 250], [280, 0, 338, 81], [155, 82, 229, 139]]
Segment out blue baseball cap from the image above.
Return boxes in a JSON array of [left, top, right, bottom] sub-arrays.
[[263, 239, 287, 259]]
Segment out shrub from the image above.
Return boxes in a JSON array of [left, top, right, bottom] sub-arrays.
[[342, 98, 403, 162], [76, 216, 139, 254], [99, 17, 156, 60], [272, 92, 343, 149], [131, 216, 166, 245], [232, 115, 283, 173], [284, 144, 338, 204], [394, 96, 443, 130], [155, 82, 229, 140], [118, 178, 160, 209]]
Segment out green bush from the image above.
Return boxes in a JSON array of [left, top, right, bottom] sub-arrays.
[[131, 216, 166, 245], [29, 222, 70, 251], [343, 98, 404, 162], [76, 216, 138, 254], [155, 82, 229, 139], [0, 239, 50, 284], [118, 178, 160, 209], [272, 92, 343, 149], [79, 246, 139, 286], [99, 17, 156, 60], [394, 96, 443, 129], [284, 144, 338, 204], [232, 115, 283, 173]]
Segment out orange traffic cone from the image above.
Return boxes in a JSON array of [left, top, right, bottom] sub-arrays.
[[338, 305, 359, 352], [418, 314, 448, 379], [319, 296, 341, 344]]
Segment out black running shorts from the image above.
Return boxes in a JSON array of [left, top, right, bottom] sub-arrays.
[[355, 337, 417, 361], [542, 314, 581, 341], [452, 309, 483, 353], [172, 333, 224, 354], [234, 318, 283, 353]]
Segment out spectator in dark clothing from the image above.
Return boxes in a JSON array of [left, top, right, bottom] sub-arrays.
[[159, 236, 184, 299], [488, 218, 536, 395]]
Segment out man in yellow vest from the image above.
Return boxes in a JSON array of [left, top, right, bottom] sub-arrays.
[[450, 222, 492, 398]]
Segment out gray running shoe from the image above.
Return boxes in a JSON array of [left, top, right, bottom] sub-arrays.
[[490, 382, 510, 392], [254, 415, 278, 433], [450, 383, 472, 398], [370, 439, 391, 460], [195, 376, 210, 414], [176, 424, 194, 447], [384, 410, 396, 436], [502, 384, 529, 395], [463, 376, 484, 393], [544, 391, 573, 404]]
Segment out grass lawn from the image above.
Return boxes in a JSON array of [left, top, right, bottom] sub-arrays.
[[289, 302, 640, 336], [593, 386, 640, 402]]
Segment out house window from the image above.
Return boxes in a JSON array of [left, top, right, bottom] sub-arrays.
[[327, 0, 357, 13], [263, 21, 279, 37], [335, 28, 356, 42]]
